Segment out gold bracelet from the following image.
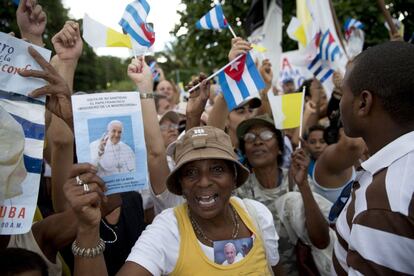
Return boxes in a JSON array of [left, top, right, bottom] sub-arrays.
[[139, 92, 155, 99], [71, 238, 105, 258]]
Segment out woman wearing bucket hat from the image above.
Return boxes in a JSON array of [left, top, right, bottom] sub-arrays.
[[67, 126, 283, 275], [65, 58, 283, 275]]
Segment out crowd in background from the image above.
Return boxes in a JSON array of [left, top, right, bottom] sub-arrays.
[[1, 1, 414, 276]]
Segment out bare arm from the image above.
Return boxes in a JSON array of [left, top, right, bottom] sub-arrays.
[[207, 93, 229, 129], [47, 114, 74, 212], [127, 58, 170, 195], [317, 129, 365, 174], [315, 129, 365, 188], [185, 74, 210, 130], [290, 149, 330, 249], [16, 0, 46, 47]]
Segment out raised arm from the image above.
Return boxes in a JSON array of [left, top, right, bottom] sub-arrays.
[[46, 21, 83, 212], [257, 59, 273, 116], [185, 74, 210, 130], [127, 57, 170, 195], [315, 129, 366, 188], [16, 0, 46, 47], [290, 149, 330, 249]]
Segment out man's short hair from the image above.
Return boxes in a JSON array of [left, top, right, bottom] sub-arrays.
[[0, 248, 48, 276], [347, 41, 414, 126], [107, 120, 123, 131]]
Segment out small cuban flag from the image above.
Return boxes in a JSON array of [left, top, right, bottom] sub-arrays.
[[218, 53, 265, 111], [307, 53, 334, 84], [344, 18, 364, 41], [316, 30, 342, 63], [119, 0, 155, 48], [196, 4, 228, 30]]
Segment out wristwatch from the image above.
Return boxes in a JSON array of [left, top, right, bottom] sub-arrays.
[[139, 92, 155, 99]]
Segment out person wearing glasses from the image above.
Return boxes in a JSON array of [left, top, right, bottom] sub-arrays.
[[158, 110, 180, 149], [235, 114, 332, 275]]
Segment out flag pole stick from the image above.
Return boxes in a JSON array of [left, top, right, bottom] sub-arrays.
[[228, 24, 237, 38], [377, 0, 399, 35], [186, 54, 244, 94], [298, 86, 307, 149]]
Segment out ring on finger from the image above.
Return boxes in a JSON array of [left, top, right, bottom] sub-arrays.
[[76, 176, 85, 186], [83, 183, 90, 193]]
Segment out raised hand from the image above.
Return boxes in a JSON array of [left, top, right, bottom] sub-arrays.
[[259, 59, 273, 87], [19, 46, 73, 129], [63, 163, 107, 229], [51, 21, 83, 62], [16, 0, 46, 46], [127, 56, 153, 93], [289, 148, 310, 188], [185, 74, 210, 130], [228, 37, 252, 61]]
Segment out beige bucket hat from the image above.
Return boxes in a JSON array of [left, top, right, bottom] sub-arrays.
[[166, 126, 250, 195]]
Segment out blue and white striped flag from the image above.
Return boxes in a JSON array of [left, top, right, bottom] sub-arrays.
[[344, 18, 364, 40], [307, 53, 334, 84], [218, 53, 265, 111], [316, 30, 342, 63], [119, 0, 155, 47], [196, 4, 228, 30]]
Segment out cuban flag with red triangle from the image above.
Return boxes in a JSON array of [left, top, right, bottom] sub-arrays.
[[218, 52, 265, 111]]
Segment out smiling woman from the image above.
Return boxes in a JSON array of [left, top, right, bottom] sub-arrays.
[[68, 126, 283, 276]]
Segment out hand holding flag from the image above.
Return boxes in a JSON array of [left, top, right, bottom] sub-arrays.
[[218, 52, 265, 111]]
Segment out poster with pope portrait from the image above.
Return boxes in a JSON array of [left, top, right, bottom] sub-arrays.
[[72, 92, 148, 194]]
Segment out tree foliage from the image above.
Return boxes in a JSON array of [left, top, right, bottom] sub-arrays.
[[164, 0, 413, 84]]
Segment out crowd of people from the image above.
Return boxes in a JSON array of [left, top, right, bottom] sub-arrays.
[[1, 1, 414, 276]]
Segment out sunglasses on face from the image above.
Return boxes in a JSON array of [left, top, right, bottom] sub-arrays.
[[243, 130, 275, 143]]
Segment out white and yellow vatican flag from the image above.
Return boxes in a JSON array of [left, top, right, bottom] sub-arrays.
[[267, 91, 304, 130], [82, 14, 132, 49]]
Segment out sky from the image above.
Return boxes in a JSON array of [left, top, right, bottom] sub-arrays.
[[62, 0, 184, 59]]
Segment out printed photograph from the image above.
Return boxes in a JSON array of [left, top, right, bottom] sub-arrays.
[[213, 237, 253, 265], [88, 116, 136, 177]]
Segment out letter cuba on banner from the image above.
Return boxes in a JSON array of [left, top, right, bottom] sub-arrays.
[[0, 32, 51, 235]]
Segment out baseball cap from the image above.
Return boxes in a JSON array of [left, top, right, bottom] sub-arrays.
[[166, 126, 250, 195]]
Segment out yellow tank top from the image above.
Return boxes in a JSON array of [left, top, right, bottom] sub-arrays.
[[171, 197, 272, 276]]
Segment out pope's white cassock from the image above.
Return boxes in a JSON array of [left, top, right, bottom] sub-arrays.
[[90, 139, 136, 177]]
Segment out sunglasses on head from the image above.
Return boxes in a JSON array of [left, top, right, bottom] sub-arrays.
[[243, 130, 274, 143]]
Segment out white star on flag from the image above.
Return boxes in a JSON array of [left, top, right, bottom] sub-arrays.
[[230, 60, 241, 71]]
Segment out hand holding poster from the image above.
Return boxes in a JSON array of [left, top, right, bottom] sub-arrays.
[[72, 92, 148, 195], [0, 31, 51, 235]]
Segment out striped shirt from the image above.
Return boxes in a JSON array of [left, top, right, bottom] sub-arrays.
[[333, 131, 414, 275]]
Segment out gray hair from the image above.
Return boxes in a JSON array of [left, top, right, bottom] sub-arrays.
[[107, 120, 123, 131], [224, 242, 236, 252]]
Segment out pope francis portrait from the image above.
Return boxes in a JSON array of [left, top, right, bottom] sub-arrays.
[[90, 120, 136, 177]]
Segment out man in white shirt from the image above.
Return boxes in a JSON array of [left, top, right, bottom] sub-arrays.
[[90, 120, 136, 177], [333, 41, 414, 275]]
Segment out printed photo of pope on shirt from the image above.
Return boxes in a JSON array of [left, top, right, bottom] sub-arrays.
[[89, 116, 136, 177], [213, 237, 253, 265]]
